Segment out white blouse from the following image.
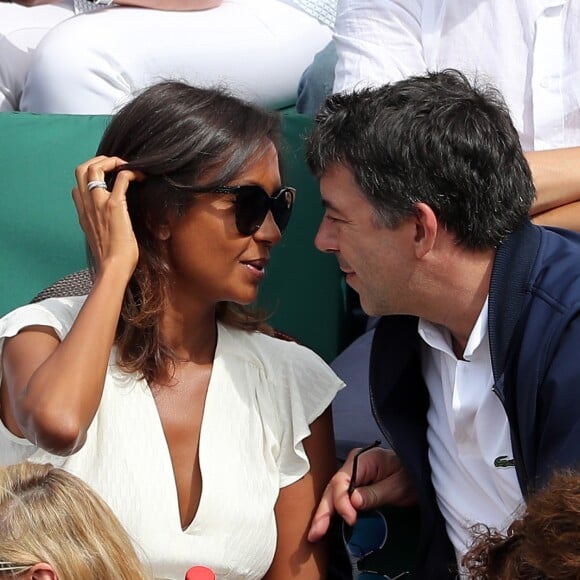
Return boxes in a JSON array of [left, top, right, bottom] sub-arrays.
[[0, 296, 344, 580]]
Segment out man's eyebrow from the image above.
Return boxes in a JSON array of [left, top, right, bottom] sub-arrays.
[[321, 198, 341, 212]]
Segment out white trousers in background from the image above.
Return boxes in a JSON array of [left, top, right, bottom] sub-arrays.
[[0, 0, 331, 113], [0, 1, 72, 111]]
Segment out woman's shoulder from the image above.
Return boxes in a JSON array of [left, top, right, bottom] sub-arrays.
[[220, 323, 321, 364], [218, 323, 343, 389]]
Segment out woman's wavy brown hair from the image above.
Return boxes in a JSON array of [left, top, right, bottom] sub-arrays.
[[462, 470, 580, 579], [94, 81, 280, 384]]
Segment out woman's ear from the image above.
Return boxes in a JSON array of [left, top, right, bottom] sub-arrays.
[[25, 563, 58, 580], [156, 222, 171, 241], [149, 210, 175, 241]]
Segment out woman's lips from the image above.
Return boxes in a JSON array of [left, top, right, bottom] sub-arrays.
[[242, 259, 268, 280]]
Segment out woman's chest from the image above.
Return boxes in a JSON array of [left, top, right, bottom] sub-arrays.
[[51, 369, 282, 578]]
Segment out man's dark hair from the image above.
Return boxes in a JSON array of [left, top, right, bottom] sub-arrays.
[[307, 69, 536, 249]]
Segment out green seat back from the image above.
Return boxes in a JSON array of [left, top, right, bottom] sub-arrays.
[[0, 111, 349, 361]]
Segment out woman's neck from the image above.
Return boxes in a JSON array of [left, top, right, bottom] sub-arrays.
[[159, 301, 218, 365]]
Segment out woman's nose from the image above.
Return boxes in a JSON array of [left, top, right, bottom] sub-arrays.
[[253, 211, 282, 244]]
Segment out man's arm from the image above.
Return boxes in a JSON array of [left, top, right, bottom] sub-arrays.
[[531, 202, 580, 232], [527, 147, 580, 214], [527, 147, 580, 232]]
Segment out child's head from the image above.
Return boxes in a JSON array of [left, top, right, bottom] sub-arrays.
[[0, 462, 150, 580], [462, 470, 580, 579]]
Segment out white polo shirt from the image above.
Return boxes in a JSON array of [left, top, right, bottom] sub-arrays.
[[418, 299, 523, 566]]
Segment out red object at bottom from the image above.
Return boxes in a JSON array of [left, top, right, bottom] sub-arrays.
[[185, 566, 216, 580]]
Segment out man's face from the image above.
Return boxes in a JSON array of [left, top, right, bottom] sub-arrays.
[[315, 163, 415, 317]]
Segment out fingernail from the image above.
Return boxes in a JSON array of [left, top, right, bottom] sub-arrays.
[[351, 490, 364, 509]]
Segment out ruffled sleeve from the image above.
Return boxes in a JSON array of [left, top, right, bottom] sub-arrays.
[[0, 297, 86, 464], [253, 335, 345, 488], [0, 296, 85, 347]]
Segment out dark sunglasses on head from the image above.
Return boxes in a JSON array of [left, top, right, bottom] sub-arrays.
[[212, 185, 296, 237], [343, 440, 411, 580]]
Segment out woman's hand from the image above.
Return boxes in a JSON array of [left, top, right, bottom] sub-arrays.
[[72, 156, 141, 281], [1, 156, 144, 455]]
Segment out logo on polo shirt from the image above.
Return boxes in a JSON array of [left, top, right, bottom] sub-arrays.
[[494, 455, 515, 468]]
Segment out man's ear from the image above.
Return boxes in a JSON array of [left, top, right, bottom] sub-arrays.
[[412, 202, 438, 258], [26, 562, 58, 580]]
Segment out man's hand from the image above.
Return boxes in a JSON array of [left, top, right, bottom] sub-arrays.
[[308, 447, 418, 542]]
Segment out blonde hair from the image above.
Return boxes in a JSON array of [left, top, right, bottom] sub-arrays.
[[0, 462, 151, 580]]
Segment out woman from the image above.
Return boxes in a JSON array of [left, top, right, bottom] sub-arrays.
[[0, 81, 343, 579], [0, 462, 151, 580]]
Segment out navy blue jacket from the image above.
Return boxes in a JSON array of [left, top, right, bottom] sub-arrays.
[[369, 221, 580, 579]]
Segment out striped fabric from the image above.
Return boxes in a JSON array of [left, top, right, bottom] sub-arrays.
[[73, 0, 109, 14], [74, 1, 336, 27], [286, 0, 337, 27]]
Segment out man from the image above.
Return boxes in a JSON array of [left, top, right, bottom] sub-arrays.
[[300, 0, 580, 476], [306, 70, 580, 578]]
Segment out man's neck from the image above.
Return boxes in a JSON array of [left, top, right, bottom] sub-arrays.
[[419, 248, 494, 358]]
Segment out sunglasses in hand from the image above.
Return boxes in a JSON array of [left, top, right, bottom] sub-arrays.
[[343, 440, 411, 580]]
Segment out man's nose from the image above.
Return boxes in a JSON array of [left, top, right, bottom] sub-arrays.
[[314, 219, 338, 253]]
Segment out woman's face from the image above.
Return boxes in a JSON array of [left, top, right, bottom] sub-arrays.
[[162, 142, 285, 308]]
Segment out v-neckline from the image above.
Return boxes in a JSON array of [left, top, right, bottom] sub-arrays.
[[142, 323, 222, 533]]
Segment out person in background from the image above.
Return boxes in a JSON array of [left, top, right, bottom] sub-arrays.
[[462, 470, 580, 579], [0, 81, 343, 579], [305, 70, 580, 577], [296, 40, 337, 116], [0, 0, 336, 113], [299, 0, 580, 226], [0, 461, 151, 580], [330, 0, 580, 227]]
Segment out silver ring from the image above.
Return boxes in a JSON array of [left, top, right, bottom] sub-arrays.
[[87, 180, 108, 192]]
